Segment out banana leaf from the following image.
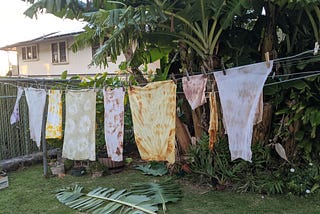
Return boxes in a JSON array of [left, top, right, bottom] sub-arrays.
[[56, 185, 158, 214], [131, 180, 182, 213], [135, 162, 168, 176]]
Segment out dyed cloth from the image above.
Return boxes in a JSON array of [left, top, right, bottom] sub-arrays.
[[103, 87, 125, 162], [214, 61, 273, 162], [45, 90, 63, 139], [182, 74, 207, 110], [25, 88, 47, 149], [128, 80, 176, 164], [62, 90, 96, 161], [10, 87, 24, 125], [208, 92, 218, 151]]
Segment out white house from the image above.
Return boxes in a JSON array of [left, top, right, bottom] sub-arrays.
[[0, 28, 126, 77]]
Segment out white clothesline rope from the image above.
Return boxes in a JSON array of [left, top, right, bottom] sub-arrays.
[[0, 48, 318, 90]]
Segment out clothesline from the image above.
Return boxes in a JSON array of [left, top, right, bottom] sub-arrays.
[[0, 48, 318, 91]]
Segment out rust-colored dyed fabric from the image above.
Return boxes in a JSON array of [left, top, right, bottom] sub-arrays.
[[182, 74, 207, 110], [208, 92, 218, 151], [128, 80, 176, 164], [103, 87, 125, 162]]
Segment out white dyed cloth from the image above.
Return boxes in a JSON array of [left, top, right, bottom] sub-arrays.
[[182, 74, 207, 110], [214, 61, 273, 162], [62, 90, 96, 161], [103, 87, 125, 162], [45, 90, 63, 139], [10, 87, 24, 125], [25, 88, 47, 149]]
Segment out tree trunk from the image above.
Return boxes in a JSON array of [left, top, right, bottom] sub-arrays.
[[175, 115, 191, 154], [252, 102, 273, 144]]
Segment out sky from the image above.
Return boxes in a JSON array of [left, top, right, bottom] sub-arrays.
[[0, 0, 86, 76]]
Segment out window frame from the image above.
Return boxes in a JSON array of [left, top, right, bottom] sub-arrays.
[[21, 44, 38, 61], [91, 40, 112, 62], [51, 40, 69, 64]]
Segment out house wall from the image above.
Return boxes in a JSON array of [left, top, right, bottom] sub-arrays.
[[17, 37, 125, 77]]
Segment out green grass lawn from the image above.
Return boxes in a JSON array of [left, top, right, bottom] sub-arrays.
[[1, 164, 320, 214]]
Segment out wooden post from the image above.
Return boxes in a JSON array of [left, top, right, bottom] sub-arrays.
[[42, 84, 49, 177]]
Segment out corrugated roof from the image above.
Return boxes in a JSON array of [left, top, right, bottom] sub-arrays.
[[0, 29, 84, 51]]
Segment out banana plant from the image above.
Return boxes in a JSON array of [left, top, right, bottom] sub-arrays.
[[163, 0, 250, 72]]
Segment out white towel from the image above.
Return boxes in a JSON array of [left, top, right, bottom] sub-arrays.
[[103, 87, 125, 162], [10, 87, 24, 125], [62, 90, 96, 161], [25, 88, 47, 149], [214, 61, 273, 162]]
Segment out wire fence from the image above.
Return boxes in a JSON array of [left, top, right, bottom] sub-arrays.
[[0, 84, 39, 160]]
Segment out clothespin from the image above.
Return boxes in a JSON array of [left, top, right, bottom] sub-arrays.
[[221, 59, 226, 75], [314, 42, 319, 55], [171, 73, 177, 84], [265, 52, 270, 68]]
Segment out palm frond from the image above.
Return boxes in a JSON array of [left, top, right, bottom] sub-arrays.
[[56, 185, 158, 214]]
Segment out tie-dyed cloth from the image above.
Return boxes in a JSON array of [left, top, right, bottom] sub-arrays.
[[10, 87, 24, 125], [103, 87, 125, 162], [128, 80, 176, 164], [25, 88, 47, 149], [182, 74, 207, 110], [46, 90, 63, 139], [62, 90, 96, 161], [208, 92, 218, 151], [214, 61, 273, 162]]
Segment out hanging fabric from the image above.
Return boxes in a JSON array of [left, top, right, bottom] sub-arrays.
[[208, 92, 218, 151], [62, 90, 96, 161], [182, 74, 207, 110], [128, 80, 176, 164], [103, 87, 125, 162], [45, 90, 63, 139], [214, 61, 273, 162], [25, 88, 47, 149], [10, 87, 24, 125]]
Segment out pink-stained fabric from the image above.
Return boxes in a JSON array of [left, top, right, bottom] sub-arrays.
[[182, 74, 207, 110], [214, 61, 273, 162], [25, 88, 47, 149], [10, 87, 24, 125], [103, 87, 125, 162]]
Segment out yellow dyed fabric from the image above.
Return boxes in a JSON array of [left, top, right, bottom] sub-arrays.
[[45, 90, 62, 139], [208, 92, 218, 151], [128, 80, 176, 164]]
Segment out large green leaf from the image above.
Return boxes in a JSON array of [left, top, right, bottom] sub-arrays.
[[131, 180, 182, 213], [56, 185, 158, 214], [135, 162, 168, 176]]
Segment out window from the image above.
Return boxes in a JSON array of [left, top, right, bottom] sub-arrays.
[[51, 41, 68, 64], [91, 40, 111, 62], [21, 45, 38, 61]]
